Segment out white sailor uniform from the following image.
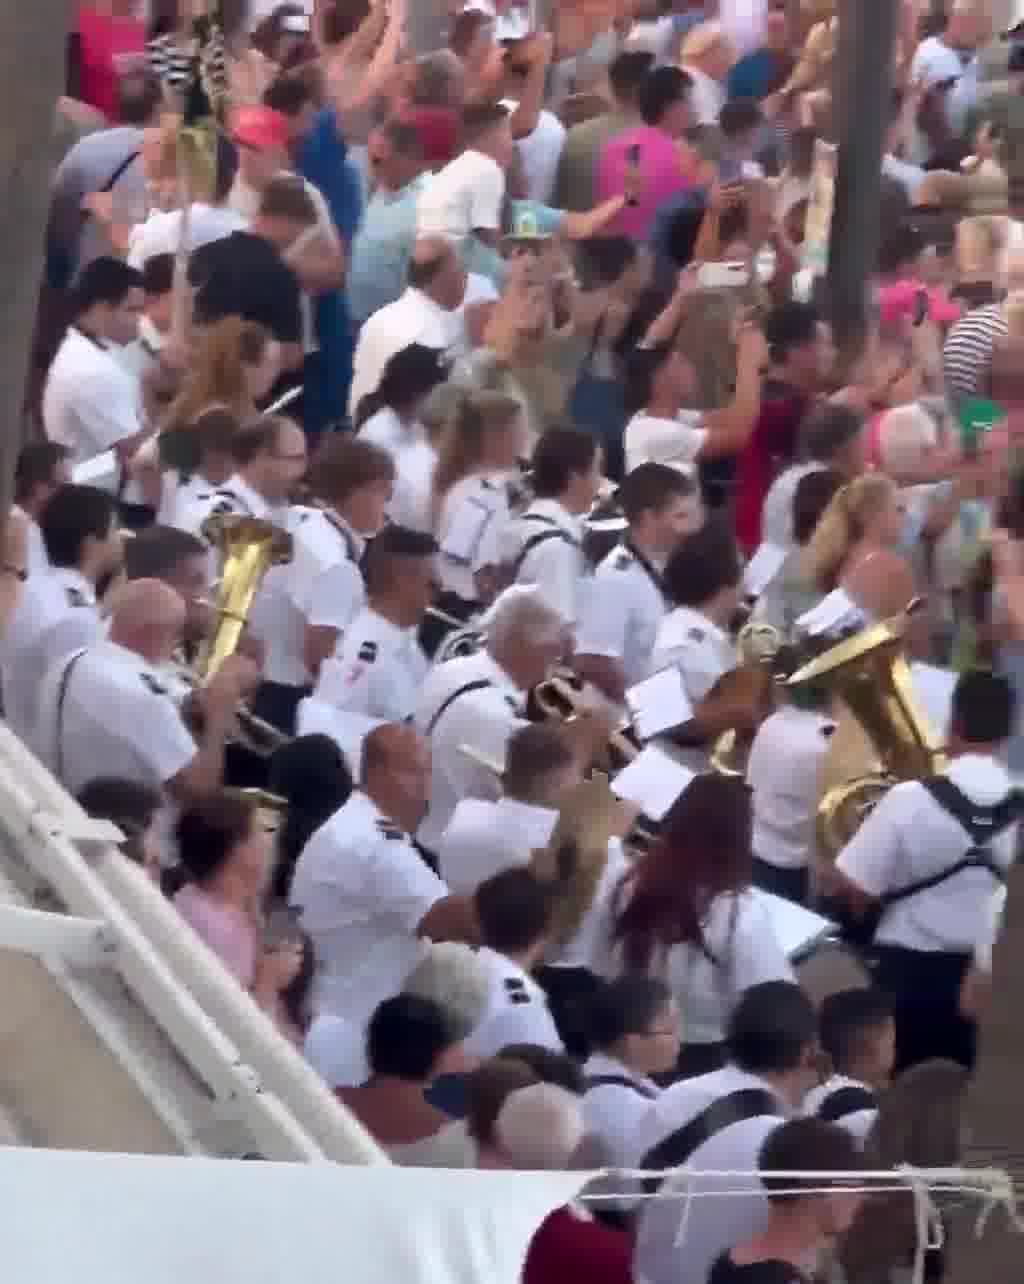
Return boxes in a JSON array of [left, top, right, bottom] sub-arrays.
[[436, 473, 512, 608], [576, 542, 668, 687], [315, 605, 429, 724], [803, 1073, 877, 1145], [462, 946, 565, 1058], [504, 498, 589, 624]]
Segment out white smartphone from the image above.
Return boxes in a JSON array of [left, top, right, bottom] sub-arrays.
[[697, 260, 751, 289]]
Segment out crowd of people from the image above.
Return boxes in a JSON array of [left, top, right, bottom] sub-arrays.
[[3, 0, 1024, 1279]]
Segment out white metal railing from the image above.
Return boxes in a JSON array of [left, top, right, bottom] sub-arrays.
[[0, 721, 386, 1166]]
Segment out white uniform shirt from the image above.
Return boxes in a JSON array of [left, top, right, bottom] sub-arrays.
[[505, 498, 588, 625], [42, 327, 143, 466], [315, 605, 428, 723], [162, 472, 218, 530], [37, 638, 196, 795], [836, 753, 1018, 953], [436, 473, 513, 603], [417, 148, 505, 243], [439, 795, 630, 969], [1, 567, 103, 745], [414, 650, 529, 853], [648, 604, 734, 771], [581, 1051, 659, 1168], [349, 275, 498, 418], [747, 706, 836, 871], [802, 1073, 877, 1146], [576, 542, 667, 687], [624, 410, 707, 476], [462, 946, 564, 1059], [288, 791, 449, 1022], [632, 1067, 785, 1284], [591, 889, 794, 1045], [358, 408, 437, 533]]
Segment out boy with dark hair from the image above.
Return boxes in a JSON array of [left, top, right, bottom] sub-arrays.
[[804, 988, 895, 1143]]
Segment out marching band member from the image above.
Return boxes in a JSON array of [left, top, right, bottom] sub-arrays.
[[123, 524, 213, 671], [355, 342, 450, 534], [288, 722, 478, 1026], [433, 389, 526, 619], [826, 669, 1022, 1073], [575, 464, 700, 701], [13, 442, 70, 578], [314, 526, 436, 724], [504, 427, 604, 625], [803, 988, 895, 1145], [593, 776, 793, 1078], [464, 868, 566, 1059], [414, 587, 569, 856], [1, 484, 121, 745], [293, 436, 396, 681], [37, 579, 258, 806], [158, 407, 239, 529]]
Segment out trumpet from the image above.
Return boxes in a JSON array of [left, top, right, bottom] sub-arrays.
[[531, 672, 640, 769], [171, 659, 291, 758]]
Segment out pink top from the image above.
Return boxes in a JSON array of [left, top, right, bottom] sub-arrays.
[[174, 884, 258, 987], [596, 125, 694, 240], [877, 279, 961, 329], [76, 4, 146, 122]]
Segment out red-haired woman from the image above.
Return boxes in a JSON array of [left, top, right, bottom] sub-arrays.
[[596, 775, 794, 1077]]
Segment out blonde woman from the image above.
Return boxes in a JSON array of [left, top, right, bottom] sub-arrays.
[[433, 390, 526, 616], [801, 474, 917, 623]]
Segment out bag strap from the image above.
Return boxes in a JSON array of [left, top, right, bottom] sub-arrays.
[[641, 1088, 780, 1191], [424, 679, 495, 736], [584, 1074, 657, 1099], [511, 515, 576, 579], [99, 148, 142, 195], [817, 1084, 876, 1123], [55, 648, 89, 783], [919, 775, 1024, 845]]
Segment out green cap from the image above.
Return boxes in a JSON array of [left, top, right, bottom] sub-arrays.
[[957, 397, 1005, 451]]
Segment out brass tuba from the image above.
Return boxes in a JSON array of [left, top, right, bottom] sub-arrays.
[[786, 601, 944, 858], [196, 514, 293, 681]]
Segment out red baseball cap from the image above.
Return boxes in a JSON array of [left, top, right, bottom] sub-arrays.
[[401, 106, 460, 169], [232, 105, 290, 151]]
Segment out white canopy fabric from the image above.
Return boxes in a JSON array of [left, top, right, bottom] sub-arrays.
[[0, 1147, 591, 1284]]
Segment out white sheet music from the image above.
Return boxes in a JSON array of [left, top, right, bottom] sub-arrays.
[[796, 588, 864, 637], [71, 450, 118, 487], [625, 667, 694, 740], [743, 542, 787, 599], [441, 498, 494, 564], [749, 887, 834, 960], [610, 745, 695, 820]]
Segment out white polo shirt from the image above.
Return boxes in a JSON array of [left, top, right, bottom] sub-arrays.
[[1, 567, 103, 746], [462, 946, 564, 1059], [747, 706, 836, 872], [436, 473, 513, 603], [358, 408, 437, 533], [414, 650, 529, 852], [417, 148, 505, 243], [349, 274, 498, 418], [42, 326, 143, 466], [576, 542, 668, 687], [624, 410, 707, 476], [315, 605, 428, 723], [836, 753, 1018, 953], [591, 889, 794, 1046], [37, 638, 196, 796], [582, 1051, 659, 1169], [289, 790, 449, 1023], [504, 498, 589, 625], [802, 1073, 877, 1146], [632, 1066, 786, 1284]]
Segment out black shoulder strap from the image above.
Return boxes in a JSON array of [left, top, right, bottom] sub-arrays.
[[585, 1074, 657, 1099], [817, 1085, 876, 1123], [511, 515, 576, 578], [641, 1088, 780, 1191], [425, 679, 495, 736], [99, 148, 141, 194], [919, 775, 1024, 845], [55, 648, 89, 783]]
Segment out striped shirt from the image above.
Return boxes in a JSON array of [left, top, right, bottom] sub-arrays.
[[942, 302, 1008, 405]]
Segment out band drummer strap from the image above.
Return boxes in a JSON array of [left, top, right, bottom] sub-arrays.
[[424, 679, 495, 736], [640, 1088, 781, 1191], [817, 1085, 877, 1123], [584, 1075, 658, 1099], [511, 514, 577, 578]]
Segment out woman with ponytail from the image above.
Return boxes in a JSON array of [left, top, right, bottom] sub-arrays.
[[800, 473, 917, 623], [433, 389, 526, 615]]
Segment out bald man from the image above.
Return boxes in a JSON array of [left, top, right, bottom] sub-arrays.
[[289, 720, 478, 1025], [347, 233, 498, 417], [36, 577, 258, 806]]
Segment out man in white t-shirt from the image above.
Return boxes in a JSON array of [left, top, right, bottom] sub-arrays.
[[42, 256, 145, 469], [349, 235, 498, 416], [417, 102, 514, 253]]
